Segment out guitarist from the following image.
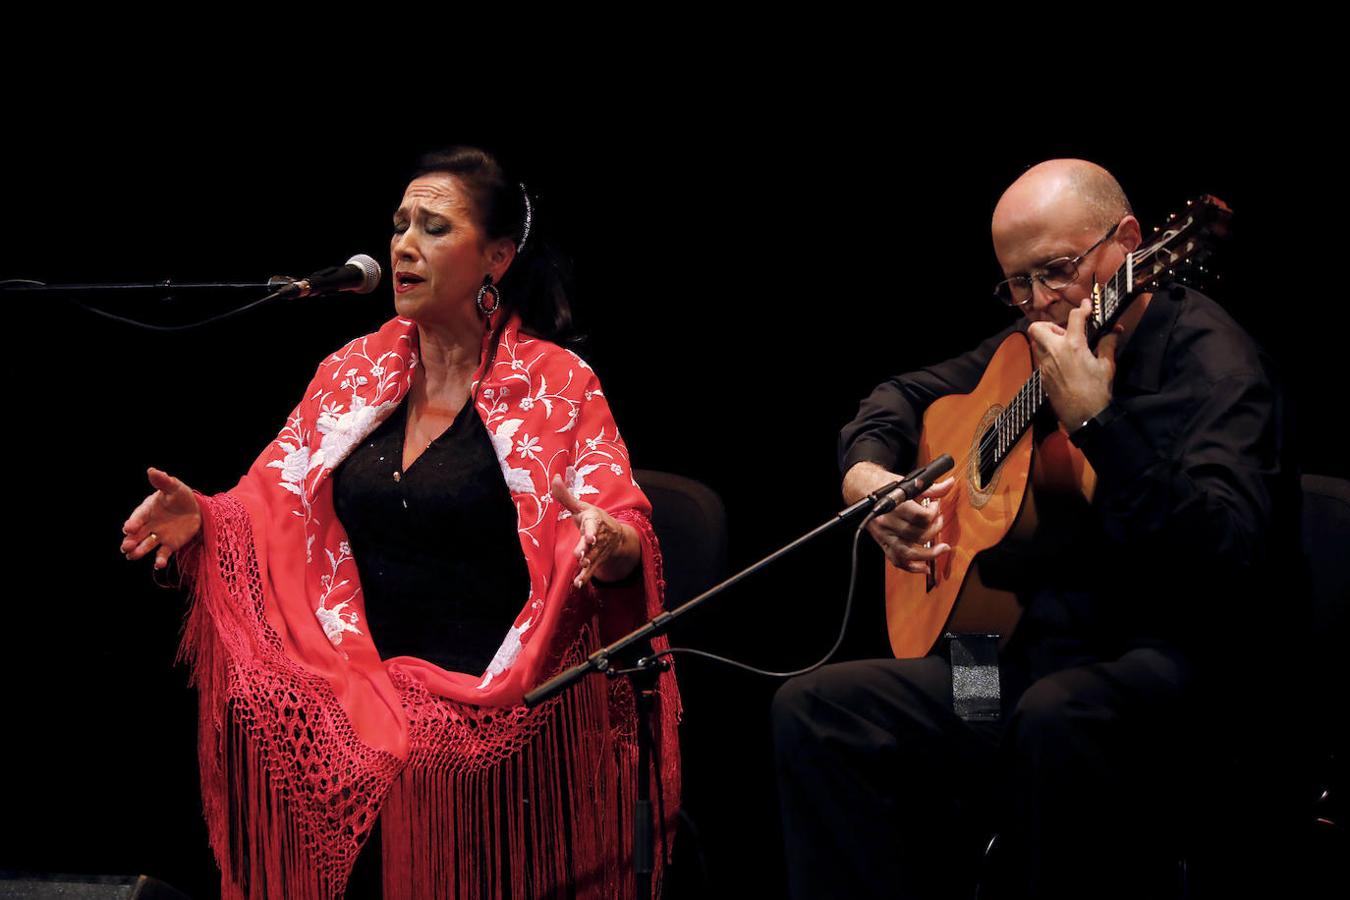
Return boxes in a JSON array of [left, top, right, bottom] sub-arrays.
[[772, 160, 1300, 899]]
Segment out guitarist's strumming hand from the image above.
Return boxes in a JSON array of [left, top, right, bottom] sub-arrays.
[[1027, 298, 1123, 431], [843, 461, 955, 574]]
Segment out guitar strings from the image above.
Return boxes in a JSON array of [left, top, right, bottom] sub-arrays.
[[617, 218, 1212, 680], [966, 232, 1183, 471], [969, 237, 1173, 467]]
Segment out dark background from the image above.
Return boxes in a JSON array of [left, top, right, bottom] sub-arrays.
[[1, 92, 1340, 898]]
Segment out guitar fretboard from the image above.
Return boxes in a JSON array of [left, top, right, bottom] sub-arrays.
[[976, 203, 1220, 487]]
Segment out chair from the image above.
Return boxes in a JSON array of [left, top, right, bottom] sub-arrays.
[[1173, 474, 1349, 898], [1298, 474, 1349, 887], [630, 469, 728, 895], [632, 469, 728, 609]]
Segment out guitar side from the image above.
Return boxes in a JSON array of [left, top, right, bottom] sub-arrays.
[[883, 332, 1035, 659]]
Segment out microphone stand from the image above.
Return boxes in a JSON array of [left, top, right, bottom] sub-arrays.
[[0, 279, 284, 295], [523, 455, 954, 896], [2, 278, 313, 331]]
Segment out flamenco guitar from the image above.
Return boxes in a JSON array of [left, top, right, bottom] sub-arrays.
[[883, 197, 1232, 659]]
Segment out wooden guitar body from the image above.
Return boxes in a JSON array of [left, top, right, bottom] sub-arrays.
[[879, 195, 1230, 659], [884, 331, 1034, 659]]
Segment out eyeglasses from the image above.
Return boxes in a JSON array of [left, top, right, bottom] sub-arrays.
[[992, 222, 1119, 308]]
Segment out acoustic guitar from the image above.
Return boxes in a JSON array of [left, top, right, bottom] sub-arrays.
[[884, 197, 1232, 659]]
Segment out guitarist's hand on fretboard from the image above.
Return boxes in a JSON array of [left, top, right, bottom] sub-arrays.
[[1026, 298, 1123, 430], [843, 460, 955, 574]]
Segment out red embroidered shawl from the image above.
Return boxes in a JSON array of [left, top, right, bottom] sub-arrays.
[[179, 315, 680, 899]]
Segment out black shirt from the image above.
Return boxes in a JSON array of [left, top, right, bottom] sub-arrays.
[[839, 286, 1300, 658], [331, 398, 531, 675]]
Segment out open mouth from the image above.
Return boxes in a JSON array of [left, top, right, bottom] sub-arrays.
[[395, 272, 425, 288]]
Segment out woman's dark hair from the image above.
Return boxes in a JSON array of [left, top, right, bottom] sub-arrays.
[[411, 146, 574, 343]]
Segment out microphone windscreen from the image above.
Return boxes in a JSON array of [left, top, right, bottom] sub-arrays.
[[345, 254, 382, 294]]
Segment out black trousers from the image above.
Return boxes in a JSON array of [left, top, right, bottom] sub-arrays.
[[772, 640, 1199, 900]]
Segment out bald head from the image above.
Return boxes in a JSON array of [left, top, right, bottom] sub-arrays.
[[993, 159, 1132, 239], [990, 160, 1140, 326]]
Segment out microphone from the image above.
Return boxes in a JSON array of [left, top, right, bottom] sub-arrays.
[[276, 254, 382, 298], [871, 454, 955, 515]]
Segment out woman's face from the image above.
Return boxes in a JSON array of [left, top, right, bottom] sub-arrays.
[[390, 174, 511, 328]]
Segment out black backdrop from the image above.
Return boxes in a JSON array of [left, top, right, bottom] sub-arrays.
[[2, 98, 1340, 898]]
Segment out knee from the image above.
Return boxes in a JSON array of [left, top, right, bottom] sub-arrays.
[[772, 660, 946, 761], [771, 669, 840, 751], [771, 663, 890, 757], [1007, 672, 1109, 752]]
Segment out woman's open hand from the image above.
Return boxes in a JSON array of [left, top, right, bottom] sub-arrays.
[[121, 467, 202, 570], [550, 474, 640, 589]]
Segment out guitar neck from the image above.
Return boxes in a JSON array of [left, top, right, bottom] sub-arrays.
[[978, 265, 1150, 486], [978, 198, 1230, 487]]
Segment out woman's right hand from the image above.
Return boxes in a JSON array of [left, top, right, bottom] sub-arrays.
[[121, 467, 203, 570]]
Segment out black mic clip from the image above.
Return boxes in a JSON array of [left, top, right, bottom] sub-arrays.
[[272, 255, 382, 298], [870, 454, 955, 516]]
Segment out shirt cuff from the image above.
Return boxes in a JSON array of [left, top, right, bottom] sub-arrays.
[[1070, 405, 1155, 487], [841, 438, 899, 477]]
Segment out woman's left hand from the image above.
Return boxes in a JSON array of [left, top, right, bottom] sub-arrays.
[[550, 474, 641, 589]]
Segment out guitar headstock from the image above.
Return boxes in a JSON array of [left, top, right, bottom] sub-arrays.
[[1135, 194, 1233, 292], [1094, 195, 1233, 330]]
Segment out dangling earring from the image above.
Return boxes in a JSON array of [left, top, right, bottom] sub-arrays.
[[476, 275, 500, 318]]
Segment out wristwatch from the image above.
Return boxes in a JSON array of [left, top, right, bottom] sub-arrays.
[[1068, 405, 1122, 449]]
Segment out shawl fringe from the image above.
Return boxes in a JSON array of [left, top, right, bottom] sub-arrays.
[[178, 488, 680, 899], [178, 492, 401, 899]]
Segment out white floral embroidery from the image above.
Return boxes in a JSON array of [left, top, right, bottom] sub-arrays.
[[315, 544, 361, 649], [577, 428, 616, 462], [490, 419, 537, 495], [557, 463, 601, 520], [270, 414, 323, 556], [314, 395, 395, 473], [279, 325, 643, 686], [278, 326, 417, 639], [267, 443, 312, 496], [316, 600, 361, 646], [477, 614, 534, 689], [471, 335, 636, 561], [557, 406, 579, 434], [515, 434, 542, 461]]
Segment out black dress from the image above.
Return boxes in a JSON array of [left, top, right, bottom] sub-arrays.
[[331, 397, 531, 676]]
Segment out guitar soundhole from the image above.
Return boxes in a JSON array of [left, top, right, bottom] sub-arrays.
[[977, 425, 999, 489], [968, 405, 1004, 509]]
